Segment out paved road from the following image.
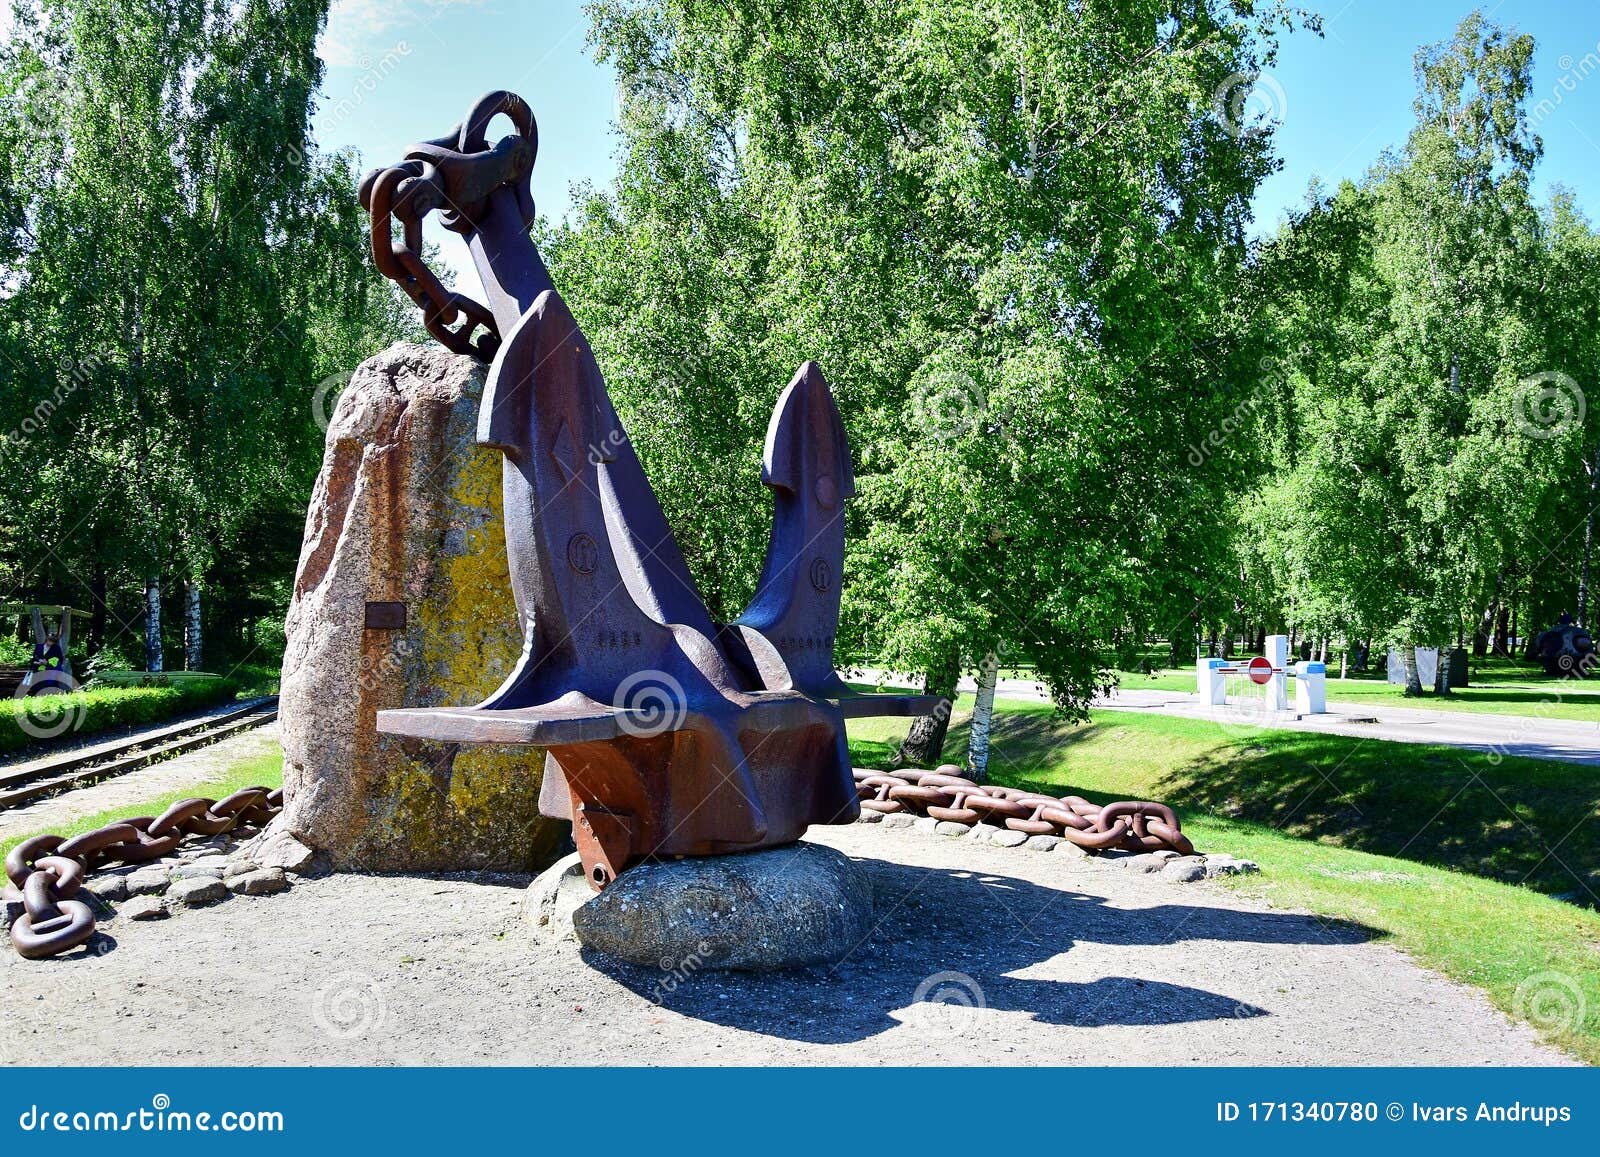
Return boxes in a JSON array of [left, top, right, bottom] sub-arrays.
[[848, 668, 1600, 767]]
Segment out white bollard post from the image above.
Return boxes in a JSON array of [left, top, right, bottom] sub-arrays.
[[1295, 661, 1327, 714], [1197, 656, 1227, 705], [1265, 634, 1289, 712]]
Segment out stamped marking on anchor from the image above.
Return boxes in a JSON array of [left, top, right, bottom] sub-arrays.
[[809, 557, 832, 593], [567, 532, 598, 575]]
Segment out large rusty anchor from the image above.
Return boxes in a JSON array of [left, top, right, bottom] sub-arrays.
[[360, 92, 938, 889]]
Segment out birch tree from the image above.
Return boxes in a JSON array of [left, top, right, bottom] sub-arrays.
[[551, 0, 1301, 761]]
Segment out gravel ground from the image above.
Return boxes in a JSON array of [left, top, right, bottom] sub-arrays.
[[0, 723, 282, 845], [0, 820, 1573, 1066]]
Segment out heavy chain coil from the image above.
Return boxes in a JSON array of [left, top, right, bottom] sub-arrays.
[[358, 90, 538, 361], [3, 787, 282, 960], [854, 768, 1195, 855]]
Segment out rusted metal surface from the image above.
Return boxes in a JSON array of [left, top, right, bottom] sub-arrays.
[[362, 92, 939, 889], [4, 788, 282, 959], [854, 767, 1197, 855], [363, 601, 407, 631]]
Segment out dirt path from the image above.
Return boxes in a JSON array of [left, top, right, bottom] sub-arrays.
[[0, 722, 282, 844], [0, 819, 1572, 1066]]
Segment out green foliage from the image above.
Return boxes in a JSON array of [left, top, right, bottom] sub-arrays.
[[549, 0, 1305, 715], [0, 0, 413, 668], [0, 674, 241, 753], [1232, 11, 1600, 660]]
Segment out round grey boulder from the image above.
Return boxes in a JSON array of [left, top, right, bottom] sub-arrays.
[[529, 842, 873, 971]]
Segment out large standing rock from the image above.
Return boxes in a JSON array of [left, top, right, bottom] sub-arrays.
[[270, 342, 562, 872]]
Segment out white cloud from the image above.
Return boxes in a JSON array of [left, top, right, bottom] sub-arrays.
[[319, 0, 486, 69]]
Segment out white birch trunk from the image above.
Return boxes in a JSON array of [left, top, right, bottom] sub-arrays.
[[1402, 644, 1421, 696], [145, 577, 163, 672], [966, 653, 1000, 783], [184, 580, 202, 670]]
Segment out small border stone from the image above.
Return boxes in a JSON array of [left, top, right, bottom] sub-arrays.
[[125, 867, 171, 896], [1163, 860, 1206, 883], [167, 877, 229, 907], [170, 862, 227, 882], [225, 868, 289, 896], [86, 875, 130, 902], [120, 895, 168, 921]]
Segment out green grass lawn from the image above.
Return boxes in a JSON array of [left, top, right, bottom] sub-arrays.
[[0, 749, 283, 862], [1115, 655, 1600, 723], [851, 697, 1600, 1063]]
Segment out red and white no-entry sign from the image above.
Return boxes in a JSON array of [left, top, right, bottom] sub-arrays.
[[1247, 655, 1274, 685]]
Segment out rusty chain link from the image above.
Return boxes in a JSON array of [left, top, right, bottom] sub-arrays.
[[854, 768, 1195, 855], [3, 787, 282, 960], [7, 769, 1186, 959], [357, 90, 538, 361]]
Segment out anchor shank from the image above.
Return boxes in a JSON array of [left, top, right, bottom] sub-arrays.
[[465, 187, 556, 336]]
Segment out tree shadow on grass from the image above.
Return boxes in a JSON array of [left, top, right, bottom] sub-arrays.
[[1155, 735, 1600, 902], [965, 704, 1600, 903], [583, 853, 1377, 1045]]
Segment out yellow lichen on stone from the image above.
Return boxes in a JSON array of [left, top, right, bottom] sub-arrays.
[[421, 442, 520, 701], [385, 431, 558, 869]]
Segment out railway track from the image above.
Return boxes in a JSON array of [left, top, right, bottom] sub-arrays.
[[0, 696, 278, 810]]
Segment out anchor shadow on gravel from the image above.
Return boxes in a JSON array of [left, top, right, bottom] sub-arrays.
[[583, 853, 1379, 1044]]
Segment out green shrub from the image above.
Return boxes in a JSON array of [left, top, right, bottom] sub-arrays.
[[0, 676, 242, 755], [0, 636, 33, 666]]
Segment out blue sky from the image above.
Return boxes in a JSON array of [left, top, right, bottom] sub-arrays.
[[311, 0, 1600, 287]]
